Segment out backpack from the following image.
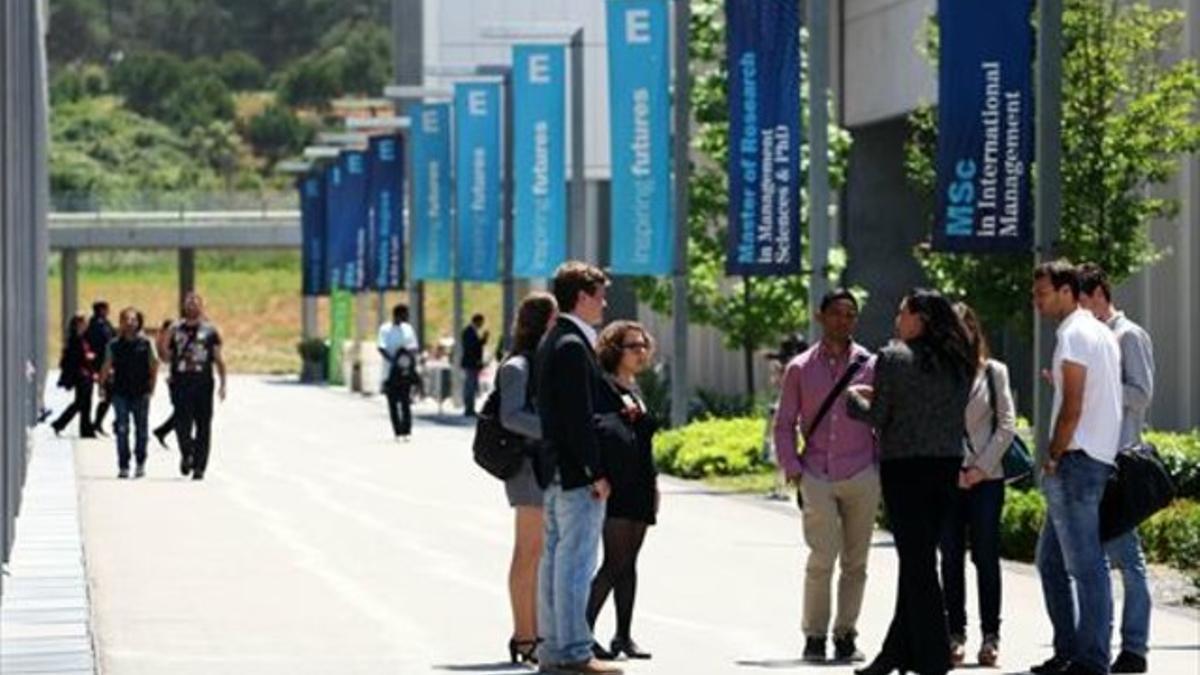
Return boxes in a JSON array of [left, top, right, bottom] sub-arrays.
[[472, 356, 531, 480], [385, 349, 418, 392]]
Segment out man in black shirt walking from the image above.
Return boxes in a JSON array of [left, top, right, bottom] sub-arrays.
[[164, 293, 227, 481], [86, 300, 116, 435], [460, 313, 488, 417], [100, 307, 158, 479]]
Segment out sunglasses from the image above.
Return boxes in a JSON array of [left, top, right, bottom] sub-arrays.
[[621, 341, 649, 352]]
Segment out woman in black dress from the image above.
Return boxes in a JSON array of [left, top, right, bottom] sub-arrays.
[[586, 320, 659, 661]]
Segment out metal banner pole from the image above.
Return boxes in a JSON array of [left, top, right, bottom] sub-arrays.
[[670, 0, 692, 428], [807, 0, 831, 344]]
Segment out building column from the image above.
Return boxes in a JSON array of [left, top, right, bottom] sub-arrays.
[[178, 248, 196, 312], [61, 249, 78, 333]]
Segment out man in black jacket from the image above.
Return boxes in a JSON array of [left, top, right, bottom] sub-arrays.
[[86, 300, 116, 435], [460, 313, 488, 416], [533, 261, 621, 674]]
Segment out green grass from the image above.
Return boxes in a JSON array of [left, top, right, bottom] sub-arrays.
[[701, 470, 780, 494]]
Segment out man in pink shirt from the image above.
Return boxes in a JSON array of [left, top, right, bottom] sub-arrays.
[[773, 289, 880, 664]]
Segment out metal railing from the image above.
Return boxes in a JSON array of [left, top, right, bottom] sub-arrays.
[[49, 191, 297, 214]]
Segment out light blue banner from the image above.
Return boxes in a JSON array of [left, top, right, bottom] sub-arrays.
[[409, 102, 453, 280], [455, 82, 502, 281], [607, 0, 673, 276], [512, 44, 567, 279]]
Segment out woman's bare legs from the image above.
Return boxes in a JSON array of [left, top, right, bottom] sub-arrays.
[[509, 506, 544, 642]]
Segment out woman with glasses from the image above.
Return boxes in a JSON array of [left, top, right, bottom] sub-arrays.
[[586, 321, 660, 661]]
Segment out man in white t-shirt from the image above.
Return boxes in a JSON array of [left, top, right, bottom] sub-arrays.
[[1029, 261, 1123, 675], [378, 303, 419, 441]]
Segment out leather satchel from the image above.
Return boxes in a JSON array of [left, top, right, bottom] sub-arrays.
[[1099, 442, 1175, 542]]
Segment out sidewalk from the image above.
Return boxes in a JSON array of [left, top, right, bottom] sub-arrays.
[[13, 375, 1200, 674]]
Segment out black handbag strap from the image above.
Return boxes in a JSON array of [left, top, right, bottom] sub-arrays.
[[983, 362, 999, 437], [805, 354, 868, 438]]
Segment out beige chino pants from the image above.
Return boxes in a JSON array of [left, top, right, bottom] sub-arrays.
[[799, 466, 882, 639]]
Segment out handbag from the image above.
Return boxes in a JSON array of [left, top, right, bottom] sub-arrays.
[[471, 357, 529, 480], [983, 363, 1034, 483], [1099, 442, 1175, 542]]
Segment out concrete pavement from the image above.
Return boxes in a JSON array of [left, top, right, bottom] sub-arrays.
[[65, 376, 1200, 674]]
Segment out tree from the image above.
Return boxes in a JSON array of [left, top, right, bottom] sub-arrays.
[[635, 0, 852, 398], [905, 1, 1200, 333], [160, 74, 236, 133], [110, 50, 187, 118], [217, 50, 267, 91], [246, 104, 314, 168]]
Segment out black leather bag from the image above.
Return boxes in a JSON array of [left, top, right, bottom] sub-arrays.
[[1099, 442, 1176, 542], [472, 390, 525, 480]]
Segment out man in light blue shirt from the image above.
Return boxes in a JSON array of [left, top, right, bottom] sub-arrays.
[[378, 303, 419, 441]]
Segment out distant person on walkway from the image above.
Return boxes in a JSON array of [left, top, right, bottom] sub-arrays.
[[586, 321, 660, 662], [153, 318, 179, 449], [846, 289, 974, 675], [534, 261, 621, 674], [86, 300, 116, 436], [379, 303, 419, 441], [497, 292, 558, 665], [52, 314, 98, 438], [165, 293, 227, 481], [1078, 263, 1155, 675], [939, 303, 1016, 668], [1030, 261, 1122, 675], [100, 307, 158, 479], [461, 313, 489, 417], [772, 289, 878, 664]]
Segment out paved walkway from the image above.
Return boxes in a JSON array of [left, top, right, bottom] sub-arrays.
[[35, 376, 1200, 673]]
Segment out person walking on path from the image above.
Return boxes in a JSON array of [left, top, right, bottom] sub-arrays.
[[86, 300, 116, 436], [497, 292, 558, 666], [379, 303, 420, 441], [461, 314, 489, 417], [1078, 263, 1155, 675], [534, 261, 621, 674], [846, 289, 974, 675], [772, 289, 878, 664], [52, 314, 98, 438], [585, 321, 660, 662], [165, 293, 227, 481], [152, 318, 179, 449], [1029, 261, 1123, 675], [939, 303, 1016, 668], [99, 307, 158, 479]]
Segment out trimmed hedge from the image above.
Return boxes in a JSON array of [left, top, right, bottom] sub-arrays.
[[652, 416, 769, 478], [1148, 430, 1200, 500]]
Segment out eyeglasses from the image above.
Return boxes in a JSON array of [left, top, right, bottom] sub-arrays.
[[621, 342, 649, 352]]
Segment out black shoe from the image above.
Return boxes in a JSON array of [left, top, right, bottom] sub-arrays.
[[180, 454, 193, 476], [610, 636, 651, 660], [1062, 663, 1105, 675], [192, 471, 205, 481], [1031, 655, 1071, 674], [134, 464, 146, 479], [52, 425, 62, 438], [854, 659, 900, 675], [117, 468, 130, 479], [508, 637, 540, 664], [590, 641, 613, 660], [1110, 651, 1147, 674], [802, 636, 826, 663], [833, 634, 866, 663], [94, 427, 109, 438], [154, 429, 169, 449]]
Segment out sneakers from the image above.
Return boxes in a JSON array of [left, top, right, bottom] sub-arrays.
[[949, 634, 967, 668], [1031, 655, 1071, 674], [802, 636, 826, 663], [1110, 651, 1148, 674], [978, 633, 1000, 667], [833, 634, 865, 663], [134, 464, 146, 479], [117, 467, 130, 479]]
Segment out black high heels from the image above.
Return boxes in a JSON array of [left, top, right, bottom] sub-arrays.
[[508, 637, 540, 664], [610, 636, 651, 660]]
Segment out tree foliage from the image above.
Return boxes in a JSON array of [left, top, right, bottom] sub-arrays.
[[906, 1, 1200, 332], [246, 104, 315, 167], [275, 19, 393, 108]]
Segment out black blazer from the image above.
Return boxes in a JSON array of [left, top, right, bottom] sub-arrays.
[[461, 325, 486, 370], [534, 316, 607, 490]]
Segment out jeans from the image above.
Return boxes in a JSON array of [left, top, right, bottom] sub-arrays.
[[175, 376, 215, 475], [463, 368, 480, 415], [1106, 529, 1151, 657], [538, 479, 606, 665], [1036, 451, 1114, 673], [939, 478, 1004, 638], [113, 394, 150, 470]]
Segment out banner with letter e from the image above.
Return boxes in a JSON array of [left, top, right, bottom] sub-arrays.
[[933, 0, 1034, 253], [298, 171, 328, 296], [725, 0, 802, 277], [366, 134, 405, 290], [512, 44, 567, 279], [606, 0, 673, 276], [409, 103, 453, 280], [455, 81, 502, 281]]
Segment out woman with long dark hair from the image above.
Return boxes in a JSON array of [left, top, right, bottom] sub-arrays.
[[52, 314, 98, 438], [498, 291, 558, 665], [846, 289, 974, 675]]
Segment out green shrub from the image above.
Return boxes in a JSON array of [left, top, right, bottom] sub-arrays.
[[1146, 430, 1200, 501], [1138, 499, 1200, 571], [653, 417, 767, 478], [999, 488, 1047, 562]]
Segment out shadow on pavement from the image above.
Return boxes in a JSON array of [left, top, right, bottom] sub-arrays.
[[432, 662, 531, 673], [416, 414, 478, 428]]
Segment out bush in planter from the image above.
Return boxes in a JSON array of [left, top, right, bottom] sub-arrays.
[[1138, 498, 1200, 570], [296, 337, 329, 382], [999, 488, 1047, 562], [653, 417, 767, 478], [1146, 430, 1200, 500]]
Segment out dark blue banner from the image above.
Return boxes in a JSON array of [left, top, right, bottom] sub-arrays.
[[410, 103, 453, 281], [299, 171, 328, 296], [933, 0, 1034, 253], [512, 44, 567, 279], [455, 82, 502, 281], [366, 134, 405, 289], [725, 0, 802, 277], [606, 0, 673, 276], [323, 161, 345, 290]]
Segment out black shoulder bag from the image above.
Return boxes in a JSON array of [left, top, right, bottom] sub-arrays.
[[472, 357, 532, 480]]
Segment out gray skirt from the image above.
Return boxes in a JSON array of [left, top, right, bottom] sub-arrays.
[[504, 457, 543, 507]]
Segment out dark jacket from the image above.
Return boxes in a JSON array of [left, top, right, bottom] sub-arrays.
[[85, 316, 115, 374], [595, 375, 660, 523], [108, 335, 155, 398], [534, 316, 607, 490], [461, 325, 486, 370], [57, 334, 94, 389], [847, 340, 970, 462]]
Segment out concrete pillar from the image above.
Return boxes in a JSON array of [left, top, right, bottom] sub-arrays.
[[178, 248, 196, 311], [302, 296, 318, 339], [61, 249, 78, 333]]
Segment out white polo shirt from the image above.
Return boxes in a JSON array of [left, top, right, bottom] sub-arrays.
[[1052, 307, 1123, 464]]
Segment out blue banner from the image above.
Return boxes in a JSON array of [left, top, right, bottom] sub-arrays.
[[933, 0, 1034, 253], [410, 103, 453, 280], [512, 44, 567, 279], [607, 0, 673, 276], [324, 161, 345, 290], [335, 150, 369, 291], [725, 0, 802, 277], [299, 171, 328, 296], [455, 82, 502, 281], [366, 134, 405, 289]]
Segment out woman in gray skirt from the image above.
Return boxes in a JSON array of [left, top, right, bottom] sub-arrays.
[[499, 291, 558, 665]]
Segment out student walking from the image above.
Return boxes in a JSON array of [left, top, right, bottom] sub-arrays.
[[939, 303, 1016, 668], [378, 304, 419, 441], [99, 307, 158, 479], [52, 315, 98, 438], [86, 300, 116, 436], [772, 289, 878, 664], [496, 292, 558, 666], [534, 261, 622, 674], [586, 321, 660, 662], [165, 293, 227, 481], [1030, 261, 1123, 675], [461, 313, 489, 417], [846, 289, 974, 675], [1079, 263, 1155, 674]]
